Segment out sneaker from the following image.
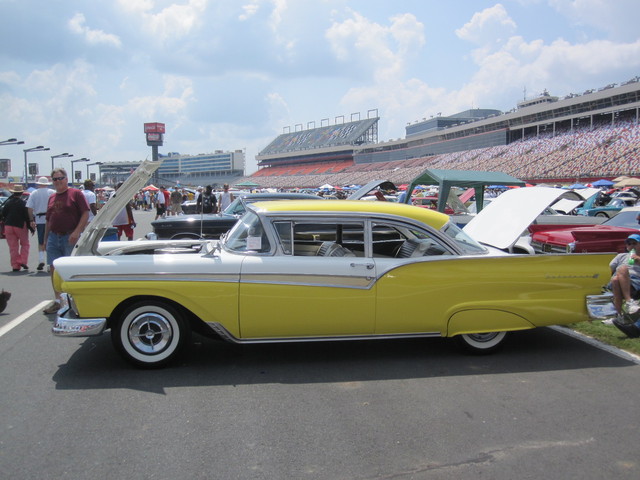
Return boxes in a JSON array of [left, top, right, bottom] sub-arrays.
[[21, 264, 28, 271], [625, 299, 640, 315], [42, 301, 61, 315], [612, 318, 640, 338], [37, 262, 45, 271], [602, 318, 614, 325]]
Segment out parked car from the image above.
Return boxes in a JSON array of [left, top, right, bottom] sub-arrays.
[[411, 196, 455, 214], [575, 195, 637, 218], [51, 161, 611, 368], [529, 206, 640, 253], [151, 192, 323, 239]]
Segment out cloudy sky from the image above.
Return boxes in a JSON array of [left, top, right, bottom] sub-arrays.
[[1, 0, 639, 179]]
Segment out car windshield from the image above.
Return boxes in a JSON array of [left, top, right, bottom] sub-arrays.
[[224, 211, 270, 253], [440, 222, 487, 255], [603, 210, 640, 229]]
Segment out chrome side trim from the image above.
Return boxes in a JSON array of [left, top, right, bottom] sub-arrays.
[[239, 273, 375, 289], [206, 322, 441, 344], [586, 293, 617, 320], [67, 273, 240, 282]]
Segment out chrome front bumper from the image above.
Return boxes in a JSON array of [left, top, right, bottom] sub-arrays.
[[52, 298, 107, 337], [586, 293, 617, 321]]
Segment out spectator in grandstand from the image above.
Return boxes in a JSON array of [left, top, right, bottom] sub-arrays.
[[218, 184, 234, 213]]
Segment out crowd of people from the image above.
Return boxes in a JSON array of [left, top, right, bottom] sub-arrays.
[[236, 121, 640, 190]]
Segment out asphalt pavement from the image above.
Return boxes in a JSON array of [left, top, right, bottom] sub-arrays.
[[1, 209, 640, 479]]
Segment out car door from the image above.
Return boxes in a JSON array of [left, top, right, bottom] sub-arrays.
[[238, 219, 377, 339], [370, 220, 458, 336]]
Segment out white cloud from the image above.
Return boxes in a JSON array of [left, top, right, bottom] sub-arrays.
[[239, 1, 260, 21], [68, 13, 122, 48], [326, 10, 425, 81], [455, 3, 516, 46], [549, 0, 639, 41], [116, 0, 208, 42]]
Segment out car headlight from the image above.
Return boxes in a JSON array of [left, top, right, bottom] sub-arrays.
[[145, 232, 158, 240], [567, 242, 576, 253]]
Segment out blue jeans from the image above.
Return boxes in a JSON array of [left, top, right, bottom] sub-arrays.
[[46, 232, 73, 265]]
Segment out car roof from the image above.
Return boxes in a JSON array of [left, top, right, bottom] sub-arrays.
[[239, 192, 321, 200], [250, 199, 450, 230]]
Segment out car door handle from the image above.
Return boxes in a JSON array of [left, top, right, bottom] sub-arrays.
[[351, 262, 374, 270]]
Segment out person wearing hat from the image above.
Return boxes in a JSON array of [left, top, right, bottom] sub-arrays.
[[610, 233, 640, 337], [26, 176, 55, 271], [0, 185, 34, 272]]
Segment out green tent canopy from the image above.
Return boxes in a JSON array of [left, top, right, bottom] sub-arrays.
[[403, 168, 525, 213]]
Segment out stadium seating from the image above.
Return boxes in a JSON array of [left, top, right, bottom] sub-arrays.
[[238, 122, 640, 189]]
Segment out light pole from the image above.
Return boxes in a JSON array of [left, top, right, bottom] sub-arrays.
[[23, 146, 50, 184], [87, 162, 103, 184], [51, 152, 73, 172], [0, 138, 25, 146], [70, 157, 89, 185]]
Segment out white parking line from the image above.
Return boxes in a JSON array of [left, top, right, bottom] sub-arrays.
[[0, 301, 51, 338]]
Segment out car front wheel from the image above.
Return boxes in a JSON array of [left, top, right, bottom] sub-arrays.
[[455, 331, 507, 354], [111, 301, 190, 368]]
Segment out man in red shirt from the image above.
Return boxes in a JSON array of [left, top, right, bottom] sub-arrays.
[[43, 168, 90, 314]]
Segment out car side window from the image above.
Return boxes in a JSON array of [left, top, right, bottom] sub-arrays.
[[225, 212, 271, 253], [273, 221, 293, 255], [274, 221, 365, 256], [371, 222, 452, 258]]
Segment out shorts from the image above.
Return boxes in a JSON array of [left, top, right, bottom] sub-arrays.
[[36, 223, 46, 246], [117, 224, 134, 240], [156, 205, 166, 216], [47, 232, 74, 265]]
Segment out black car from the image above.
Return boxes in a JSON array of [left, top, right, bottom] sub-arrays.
[[151, 192, 323, 239]]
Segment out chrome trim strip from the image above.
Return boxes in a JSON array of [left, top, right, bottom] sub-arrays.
[[206, 322, 441, 344], [67, 273, 239, 282], [240, 273, 375, 289]]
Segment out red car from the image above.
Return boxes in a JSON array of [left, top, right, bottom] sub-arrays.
[[529, 206, 640, 253], [411, 196, 455, 214]]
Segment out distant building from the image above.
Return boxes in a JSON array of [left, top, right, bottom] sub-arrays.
[[98, 150, 245, 186]]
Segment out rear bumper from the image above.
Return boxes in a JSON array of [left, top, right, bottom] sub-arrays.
[[586, 293, 617, 321]]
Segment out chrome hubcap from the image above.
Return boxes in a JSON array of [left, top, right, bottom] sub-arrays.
[[128, 313, 173, 354]]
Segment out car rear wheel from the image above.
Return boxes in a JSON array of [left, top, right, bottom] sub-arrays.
[[111, 301, 190, 368], [595, 212, 609, 218], [455, 331, 507, 354], [171, 232, 203, 239]]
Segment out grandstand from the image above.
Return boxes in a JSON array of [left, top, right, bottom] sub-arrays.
[[254, 110, 379, 177], [238, 78, 640, 189]]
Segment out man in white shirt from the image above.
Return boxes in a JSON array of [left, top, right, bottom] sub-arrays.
[[26, 176, 54, 271], [82, 179, 98, 222], [218, 183, 234, 213]]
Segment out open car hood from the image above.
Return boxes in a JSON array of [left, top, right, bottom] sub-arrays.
[[72, 160, 162, 256], [463, 187, 573, 250], [347, 180, 397, 200]]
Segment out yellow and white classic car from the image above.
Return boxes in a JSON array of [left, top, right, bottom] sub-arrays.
[[52, 162, 612, 367]]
